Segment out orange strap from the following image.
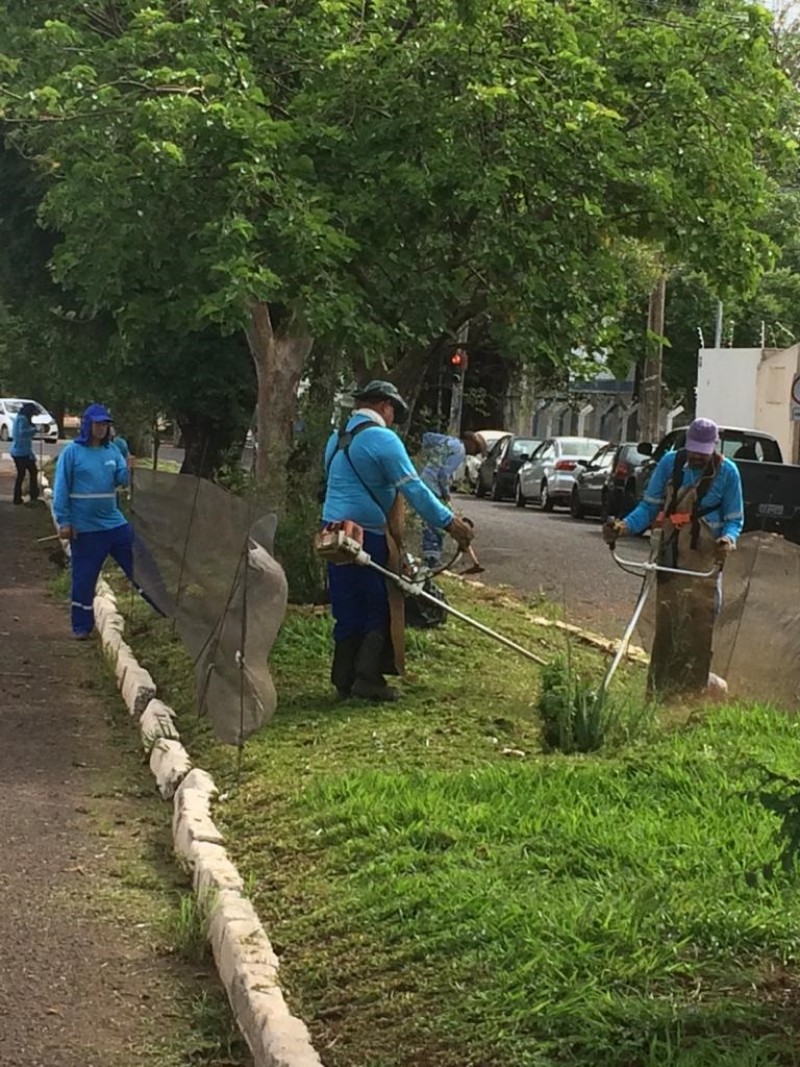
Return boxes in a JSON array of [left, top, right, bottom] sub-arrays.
[[654, 511, 692, 530]]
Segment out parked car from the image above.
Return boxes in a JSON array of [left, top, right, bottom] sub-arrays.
[[516, 436, 609, 510], [570, 441, 651, 520], [475, 435, 540, 500], [0, 398, 59, 442], [569, 443, 615, 518], [637, 424, 800, 536], [641, 424, 782, 472], [637, 425, 783, 502]]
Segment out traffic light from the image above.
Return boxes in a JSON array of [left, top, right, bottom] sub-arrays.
[[450, 348, 468, 382]]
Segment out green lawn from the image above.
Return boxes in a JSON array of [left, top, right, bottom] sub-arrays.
[[120, 579, 800, 1067]]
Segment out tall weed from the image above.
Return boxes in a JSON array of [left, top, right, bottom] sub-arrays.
[[537, 654, 654, 753]]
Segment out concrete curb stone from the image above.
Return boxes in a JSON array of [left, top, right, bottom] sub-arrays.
[[139, 698, 181, 751], [121, 662, 157, 718], [149, 737, 193, 800]]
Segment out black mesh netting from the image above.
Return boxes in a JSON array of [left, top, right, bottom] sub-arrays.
[[634, 531, 800, 707], [130, 470, 288, 745]]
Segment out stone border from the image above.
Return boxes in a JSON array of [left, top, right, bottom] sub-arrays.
[[41, 474, 323, 1067]]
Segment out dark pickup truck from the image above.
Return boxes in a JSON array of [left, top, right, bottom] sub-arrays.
[[638, 425, 800, 540]]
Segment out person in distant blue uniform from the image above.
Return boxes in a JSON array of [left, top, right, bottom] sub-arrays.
[[54, 403, 136, 639], [10, 401, 40, 505], [322, 381, 474, 701], [419, 430, 483, 568], [110, 429, 131, 461]]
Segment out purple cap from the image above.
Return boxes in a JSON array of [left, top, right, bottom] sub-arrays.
[[685, 417, 718, 455]]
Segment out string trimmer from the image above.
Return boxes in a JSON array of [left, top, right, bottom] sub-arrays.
[[316, 522, 546, 666], [599, 547, 720, 699]]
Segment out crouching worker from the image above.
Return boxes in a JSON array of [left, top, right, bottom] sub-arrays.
[[602, 417, 743, 696], [322, 380, 474, 702], [53, 404, 156, 640], [419, 430, 484, 569]]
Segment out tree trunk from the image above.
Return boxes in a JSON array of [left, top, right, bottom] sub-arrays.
[[246, 301, 313, 511]]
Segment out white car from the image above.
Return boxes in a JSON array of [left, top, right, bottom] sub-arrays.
[[0, 398, 59, 442], [516, 436, 610, 511]]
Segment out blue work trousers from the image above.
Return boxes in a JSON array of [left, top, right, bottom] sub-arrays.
[[327, 530, 390, 641], [70, 522, 135, 636]]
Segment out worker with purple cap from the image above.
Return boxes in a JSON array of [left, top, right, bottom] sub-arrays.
[[603, 417, 744, 695]]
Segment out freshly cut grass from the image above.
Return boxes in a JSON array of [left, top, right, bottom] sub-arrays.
[[116, 577, 800, 1067]]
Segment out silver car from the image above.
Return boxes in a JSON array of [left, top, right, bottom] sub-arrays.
[[515, 436, 610, 511]]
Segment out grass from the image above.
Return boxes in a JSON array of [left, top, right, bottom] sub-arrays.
[[108, 572, 800, 1067], [164, 892, 213, 965]]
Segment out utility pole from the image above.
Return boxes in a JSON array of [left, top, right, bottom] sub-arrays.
[[447, 321, 469, 437], [714, 300, 723, 348], [639, 276, 666, 443]]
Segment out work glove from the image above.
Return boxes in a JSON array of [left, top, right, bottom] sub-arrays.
[[446, 515, 475, 552], [58, 525, 76, 541], [602, 519, 627, 548], [714, 536, 734, 565]]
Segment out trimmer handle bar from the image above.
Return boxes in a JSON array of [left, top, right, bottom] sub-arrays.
[[611, 549, 720, 579]]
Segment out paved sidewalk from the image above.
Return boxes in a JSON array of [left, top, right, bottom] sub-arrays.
[[0, 467, 246, 1066]]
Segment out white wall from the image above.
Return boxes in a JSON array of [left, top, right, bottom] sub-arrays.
[[696, 348, 761, 427], [696, 345, 800, 462], [755, 345, 800, 463]]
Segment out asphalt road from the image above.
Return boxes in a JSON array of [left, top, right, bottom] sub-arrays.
[[3, 440, 186, 466], [5, 441, 647, 636], [455, 492, 651, 636]]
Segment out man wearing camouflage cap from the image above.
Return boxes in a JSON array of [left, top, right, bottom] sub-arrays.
[[321, 380, 474, 702]]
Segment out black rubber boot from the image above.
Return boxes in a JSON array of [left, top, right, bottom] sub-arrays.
[[351, 630, 399, 702], [330, 637, 362, 698]]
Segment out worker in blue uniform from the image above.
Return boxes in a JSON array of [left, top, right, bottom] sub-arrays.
[[10, 401, 40, 505], [322, 380, 474, 701], [53, 403, 139, 639], [603, 417, 744, 694]]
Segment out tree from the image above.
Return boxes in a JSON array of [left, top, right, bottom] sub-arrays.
[[0, 0, 793, 501]]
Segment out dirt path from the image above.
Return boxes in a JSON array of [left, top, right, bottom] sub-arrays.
[[0, 466, 248, 1067]]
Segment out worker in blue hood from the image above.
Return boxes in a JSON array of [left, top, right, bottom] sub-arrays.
[[11, 401, 40, 505], [54, 403, 143, 639]]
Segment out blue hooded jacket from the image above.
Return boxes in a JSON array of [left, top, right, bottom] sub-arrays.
[[54, 403, 129, 532], [10, 402, 38, 459]]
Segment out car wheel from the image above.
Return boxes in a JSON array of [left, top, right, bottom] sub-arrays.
[[491, 477, 503, 502], [541, 480, 554, 512], [514, 478, 526, 508], [570, 486, 584, 519], [0, 425, 8, 442]]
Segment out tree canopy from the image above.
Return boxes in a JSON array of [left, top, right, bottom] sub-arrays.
[[0, 0, 794, 483]]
